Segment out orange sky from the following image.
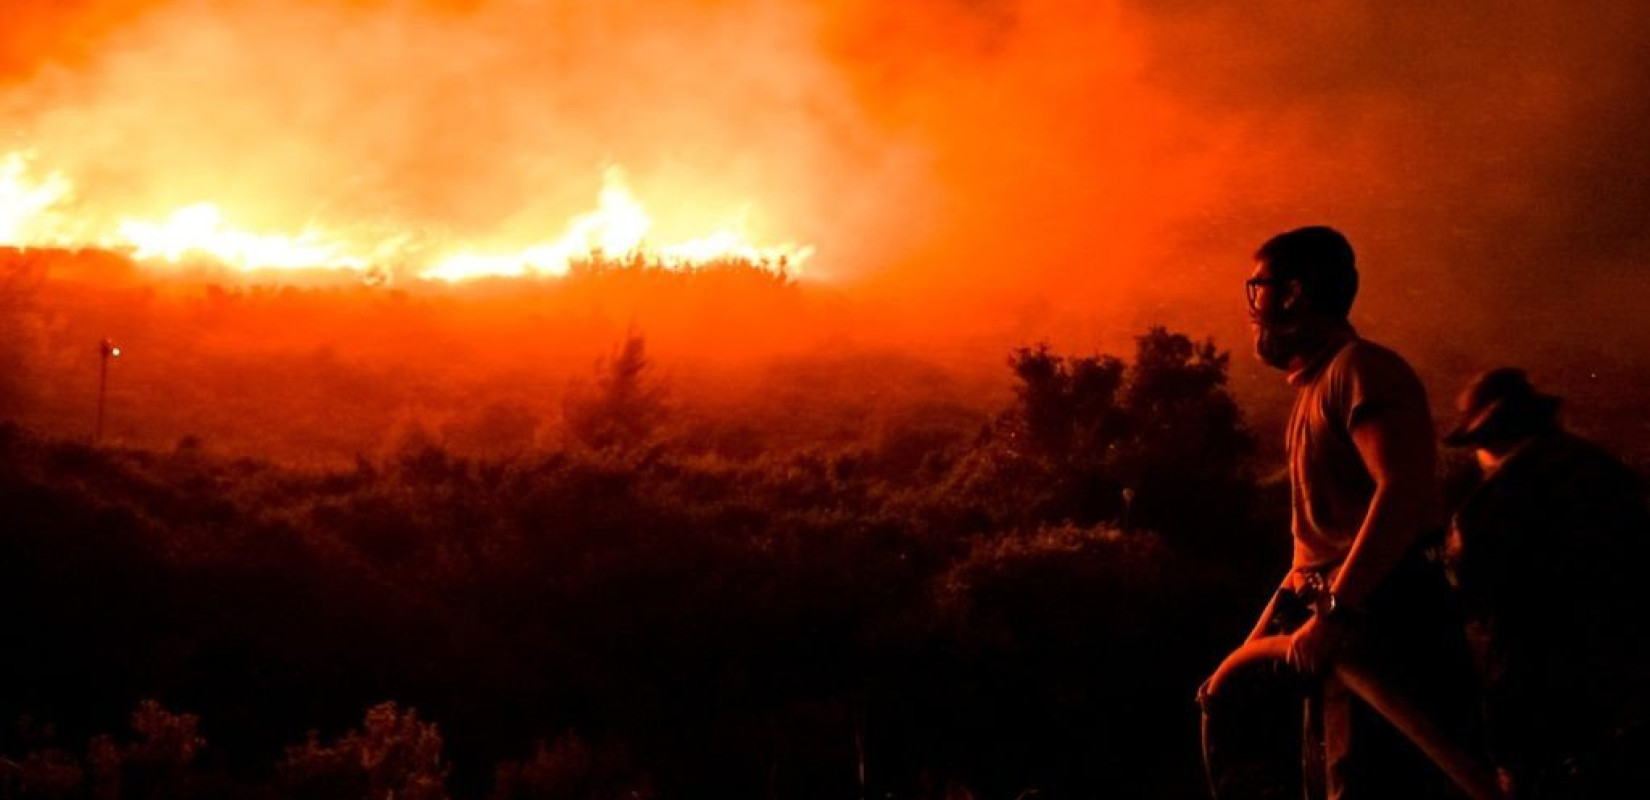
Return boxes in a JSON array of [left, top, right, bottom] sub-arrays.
[[4, 0, 1650, 455]]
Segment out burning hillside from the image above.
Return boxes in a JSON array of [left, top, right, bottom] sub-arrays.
[[0, 0, 936, 292], [1, 150, 813, 283]]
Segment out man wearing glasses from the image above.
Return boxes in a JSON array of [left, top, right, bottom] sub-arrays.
[[1201, 227, 1479, 799]]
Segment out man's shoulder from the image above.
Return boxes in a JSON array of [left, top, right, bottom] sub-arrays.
[[1310, 336, 1431, 433], [1323, 336, 1424, 388], [1334, 336, 1417, 372], [1527, 433, 1641, 493]]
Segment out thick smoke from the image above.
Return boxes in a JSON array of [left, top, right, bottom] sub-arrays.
[[1, 0, 933, 278], [805, 1, 1650, 363], [1114, 1, 1650, 358], [5, 0, 1649, 447]]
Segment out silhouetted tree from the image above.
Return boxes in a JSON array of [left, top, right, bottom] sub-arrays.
[[946, 328, 1253, 536], [1111, 327, 1254, 540], [81, 701, 206, 800], [1009, 343, 1127, 465], [563, 331, 668, 452], [278, 703, 449, 800]]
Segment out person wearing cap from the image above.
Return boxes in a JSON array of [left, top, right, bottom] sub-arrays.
[[1201, 226, 1479, 799], [1444, 368, 1650, 798]]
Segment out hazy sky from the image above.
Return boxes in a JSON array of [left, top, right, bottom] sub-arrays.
[[4, 0, 1648, 373]]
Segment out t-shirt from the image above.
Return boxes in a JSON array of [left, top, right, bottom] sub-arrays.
[[1286, 331, 1439, 570]]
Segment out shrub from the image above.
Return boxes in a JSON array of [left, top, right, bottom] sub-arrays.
[[278, 702, 449, 800], [942, 327, 1254, 541], [563, 332, 669, 452]]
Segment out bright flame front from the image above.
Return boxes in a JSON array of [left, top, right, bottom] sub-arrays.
[[118, 203, 366, 271], [0, 151, 813, 282], [423, 167, 813, 282], [1, 152, 78, 246]]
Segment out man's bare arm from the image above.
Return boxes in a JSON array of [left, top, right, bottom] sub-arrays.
[[1329, 411, 1437, 610], [1288, 410, 1435, 674]]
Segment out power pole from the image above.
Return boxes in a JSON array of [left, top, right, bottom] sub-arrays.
[[96, 338, 120, 442]]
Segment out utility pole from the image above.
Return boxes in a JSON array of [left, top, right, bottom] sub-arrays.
[[96, 337, 120, 442]]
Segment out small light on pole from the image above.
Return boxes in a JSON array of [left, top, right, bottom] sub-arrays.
[[97, 337, 121, 443]]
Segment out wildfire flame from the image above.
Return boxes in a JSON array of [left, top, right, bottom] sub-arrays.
[[0, 151, 813, 282], [118, 204, 367, 272], [423, 167, 812, 282], [1, 152, 78, 246]]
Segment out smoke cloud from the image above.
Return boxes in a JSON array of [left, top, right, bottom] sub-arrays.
[[1, 0, 932, 278], [5, 0, 1649, 447]]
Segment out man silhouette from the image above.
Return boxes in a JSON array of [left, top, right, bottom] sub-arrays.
[[1444, 368, 1650, 798], [1201, 226, 1479, 799]]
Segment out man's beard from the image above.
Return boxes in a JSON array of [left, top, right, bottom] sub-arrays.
[[1252, 319, 1308, 370]]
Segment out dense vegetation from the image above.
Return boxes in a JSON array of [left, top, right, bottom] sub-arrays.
[[1, 327, 1285, 799]]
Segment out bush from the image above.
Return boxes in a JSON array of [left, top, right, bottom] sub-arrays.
[[942, 327, 1254, 542], [490, 734, 652, 800], [278, 702, 449, 800], [563, 332, 669, 452]]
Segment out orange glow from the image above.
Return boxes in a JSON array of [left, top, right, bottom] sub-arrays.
[[423, 167, 814, 282], [0, 151, 812, 281]]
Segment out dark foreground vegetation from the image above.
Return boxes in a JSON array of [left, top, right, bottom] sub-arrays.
[[2, 327, 1286, 799]]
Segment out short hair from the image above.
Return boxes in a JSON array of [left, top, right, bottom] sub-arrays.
[[1254, 226, 1359, 319]]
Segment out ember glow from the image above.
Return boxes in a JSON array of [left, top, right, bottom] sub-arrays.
[[0, 150, 812, 281]]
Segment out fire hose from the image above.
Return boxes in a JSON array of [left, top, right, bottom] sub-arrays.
[[1204, 635, 1505, 800]]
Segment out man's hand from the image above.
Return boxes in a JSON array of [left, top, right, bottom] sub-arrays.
[[1285, 615, 1347, 676]]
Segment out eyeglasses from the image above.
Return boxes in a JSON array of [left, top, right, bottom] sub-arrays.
[[1245, 277, 1288, 311]]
